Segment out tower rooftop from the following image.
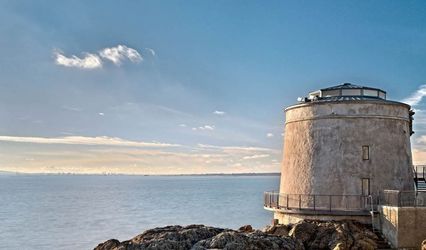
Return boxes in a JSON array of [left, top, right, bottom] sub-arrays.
[[304, 83, 387, 102]]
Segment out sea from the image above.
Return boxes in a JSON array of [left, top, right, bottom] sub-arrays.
[[0, 174, 279, 250]]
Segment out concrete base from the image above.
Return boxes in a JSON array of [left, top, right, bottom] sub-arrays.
[[379, 205, 426, 249], [273, 211, 371, 224]]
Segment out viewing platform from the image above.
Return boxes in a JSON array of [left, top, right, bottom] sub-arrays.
[[263, 192, 372, 216]]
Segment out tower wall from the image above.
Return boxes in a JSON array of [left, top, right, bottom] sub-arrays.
[[279, 100, 414, 197]]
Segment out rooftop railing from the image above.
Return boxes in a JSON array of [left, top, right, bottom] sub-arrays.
[[264, 192, 371, 213]]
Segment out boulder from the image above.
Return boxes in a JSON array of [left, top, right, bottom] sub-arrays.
[[238, 224, 253, 232], [289, 220, 318, 243], [94, 239, 120, 250], [263, 224, 291, 236]]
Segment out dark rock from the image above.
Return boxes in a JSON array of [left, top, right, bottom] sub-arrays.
[[289, 220, 318, 243], [238, 224, 253, 232], [194, 231, 303, 250], [94, 224, 301, 250], [263, 224, 291, 236], [94, 239, 120, 250], [94, 220, 380, 250]]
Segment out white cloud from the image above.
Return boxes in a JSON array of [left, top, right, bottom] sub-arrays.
[[0, 135, 178, 148], [179, 124, 187, 127], [401, 85, 426, 106], [99, 45, 142, 65], [266, 133, 274, 138], [416, 136, 426, 144], [54, 51, 102, 69], [98, 112, 105, 116], [54, 45, 143, 69], [145, 48, 156, 56], [242, 154, 270, 160], [192, 125, 215, 131], [213, 110, 226, 115], [199, 125, 215, 130], [197, 144, 277, 153]]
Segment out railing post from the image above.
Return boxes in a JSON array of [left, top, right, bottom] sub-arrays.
[[313, 195, 316, 211], [329, 195, 332, 211], [286, 194, 289, 209], [299, 194, 301, 209], [398, 191, 401, 207], [277, 194, 280, 209]]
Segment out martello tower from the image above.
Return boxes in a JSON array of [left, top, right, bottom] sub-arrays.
[[265, 83, 416, 224]]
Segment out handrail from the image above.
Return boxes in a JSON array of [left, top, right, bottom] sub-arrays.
[[264, 192, 371, 212], [413, 165, 426, 180]]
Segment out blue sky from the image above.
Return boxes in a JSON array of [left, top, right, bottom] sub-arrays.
[[1, 1, 426, 174]]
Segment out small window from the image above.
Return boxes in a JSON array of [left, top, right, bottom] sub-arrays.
[[362, 178, 370, 195], [341, 89, 361, 96], [363, 89, 378, 97], [362, 146, 370, 160]]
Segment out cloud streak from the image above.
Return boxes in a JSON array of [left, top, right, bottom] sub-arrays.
[[213, 110, 226, 115], [197, 144, 278, 153], [54, 51, 102, 69], [0, 135, 178, 147], [401, 85, 426, 106], [54, 44, 142, 69], [99, 45, 142, 65], [242, 154, 270, 160]]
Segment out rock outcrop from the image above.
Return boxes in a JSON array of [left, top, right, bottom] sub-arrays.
[[264, 220, 378, 250], [94, 220, 379, 250]]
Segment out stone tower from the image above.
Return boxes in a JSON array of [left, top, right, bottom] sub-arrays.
[[266, 83, 415, 224]]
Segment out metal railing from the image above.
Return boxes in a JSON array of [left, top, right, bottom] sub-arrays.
[[414, 165, 426, 180], [382, 190, 426, 207], [264, 192, 371, 212]]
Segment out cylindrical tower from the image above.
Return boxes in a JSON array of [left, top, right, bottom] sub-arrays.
[[267, 83, 415, 224]]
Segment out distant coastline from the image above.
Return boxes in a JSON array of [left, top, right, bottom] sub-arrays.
[[0, 171, 280, 177]]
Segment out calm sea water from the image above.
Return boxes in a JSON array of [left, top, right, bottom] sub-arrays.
[[0, 175, 279, 250]]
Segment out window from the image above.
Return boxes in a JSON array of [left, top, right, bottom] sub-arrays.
[[362, 146, 369, 160], [341, 89, 361, 96], [363, 89, 378, 97], [321, 89, 340, 97], [362, 178, 370, 195]]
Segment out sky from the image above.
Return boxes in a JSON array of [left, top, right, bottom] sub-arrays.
[[0, 0, 426, 174]]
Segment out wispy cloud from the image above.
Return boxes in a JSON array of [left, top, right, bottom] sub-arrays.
[[197, 144, 278, 153], [99, 45, 142, 65], [54, 50, 102, 69], [213, 110, 226, 115], [401, 85, 426, 106], [0, 138, 281, 174], [54, 44, 142, 69], [0, 135, 178, 147], [266, 133, 274, 138], [192, 125, 215, 131], [242, 154, 270, 160], [145, 48, 156, 57]]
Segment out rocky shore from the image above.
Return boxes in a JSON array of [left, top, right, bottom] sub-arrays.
[[94, 220, 383, 250]]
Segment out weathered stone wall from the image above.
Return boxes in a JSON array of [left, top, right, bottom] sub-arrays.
[[280, 100, 414, 197], [379, 205, 426, 249]]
